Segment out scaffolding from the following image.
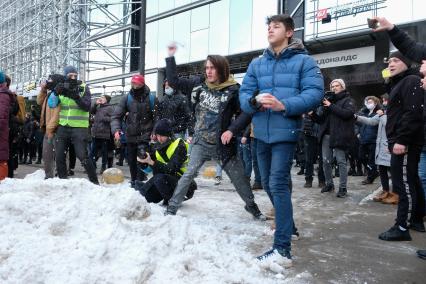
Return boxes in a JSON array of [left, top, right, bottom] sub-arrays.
[[0, 0, 140, 97]]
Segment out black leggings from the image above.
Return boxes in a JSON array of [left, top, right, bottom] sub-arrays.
[[378, 165, 390, 191]]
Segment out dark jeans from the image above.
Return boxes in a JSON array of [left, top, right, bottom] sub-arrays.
[[257, 140, 296, 252], [390, 144, 424, 228], [360, 143, 378, 180], [69, 144, 76, 170], [55, 126, 98, 184], [251, 138, 261, 184], [419, 151, 426, 206], [90, 138, 109, 169], [378, 165, 390, 191], [127, 141, 149, 182], [138, 174, 179, 203]]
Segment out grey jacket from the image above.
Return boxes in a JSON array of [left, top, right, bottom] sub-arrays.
[[357, 114, 390, 167]]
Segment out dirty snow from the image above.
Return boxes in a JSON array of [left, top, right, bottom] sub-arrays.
[[0, 170, 310, 284]]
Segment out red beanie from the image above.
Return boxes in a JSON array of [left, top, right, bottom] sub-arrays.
[[131, 74, 145, 85]]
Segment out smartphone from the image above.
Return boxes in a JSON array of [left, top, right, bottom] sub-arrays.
[[367, 18, 378, 29]]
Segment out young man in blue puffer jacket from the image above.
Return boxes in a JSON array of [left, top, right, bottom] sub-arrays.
[[239, 14, 324, 269]]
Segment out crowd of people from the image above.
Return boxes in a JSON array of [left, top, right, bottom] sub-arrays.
[[0, 14, 425, 269]]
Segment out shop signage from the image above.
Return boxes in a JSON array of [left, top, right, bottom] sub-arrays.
[[312, 46, 375, 69]]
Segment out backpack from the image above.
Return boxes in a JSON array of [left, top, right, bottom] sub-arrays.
[[126, 92, 155, 111]]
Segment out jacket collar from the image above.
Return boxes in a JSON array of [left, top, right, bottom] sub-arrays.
[[264, 38, 306, 59]]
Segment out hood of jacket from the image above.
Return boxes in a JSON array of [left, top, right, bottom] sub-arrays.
[[264, 38, 307, 59]]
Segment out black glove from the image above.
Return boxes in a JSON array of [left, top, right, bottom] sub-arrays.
[[67, 90, 80, 100]]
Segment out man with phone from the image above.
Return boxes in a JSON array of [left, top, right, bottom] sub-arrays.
[[310, 79, 356, 197]]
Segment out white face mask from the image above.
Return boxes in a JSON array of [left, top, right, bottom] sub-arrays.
[[164, 87, 174, 96], [365, 103, 376, 110]]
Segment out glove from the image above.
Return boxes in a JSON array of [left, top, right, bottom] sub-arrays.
[[48, 93, 59, 108], [68, 91, 80, 100]]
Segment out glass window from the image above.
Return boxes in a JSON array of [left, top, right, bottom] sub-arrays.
[[209, 0, 229, 55], [229, 0, 253, 54], [158, 0, 174, 14], [146, 0, 158, 17], [252, 0, 277, 50], [145, 22, 158, 69], [157, 17, 174, 68], [190, 29, 209, 62], [175, 0, 191, 8], [174, 11, 191, 64], [191, 5, 210, 32]]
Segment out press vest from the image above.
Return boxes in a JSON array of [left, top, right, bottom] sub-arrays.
[[59, 84, 89, 128], [155, 138, 188, 176]]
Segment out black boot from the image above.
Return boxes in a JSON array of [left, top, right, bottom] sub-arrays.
[[321, 184, 334, 193], [336, 187, 347, 198], [244, 203, 267, 221], [409, 221, 425, 232], [303, 179, 313, 188], [378, 225, 412, 241], [417, 250, 426, 260], [296, 168, 305, 175]]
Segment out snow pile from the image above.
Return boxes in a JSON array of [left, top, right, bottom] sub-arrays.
[[0, 170, 299, 283]]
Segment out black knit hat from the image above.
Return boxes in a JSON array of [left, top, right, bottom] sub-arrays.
[[389, 51, 412, 68], [154, 119, 173, 137]]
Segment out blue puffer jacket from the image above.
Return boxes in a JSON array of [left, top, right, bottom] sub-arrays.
[[239, 39, 324, 144]]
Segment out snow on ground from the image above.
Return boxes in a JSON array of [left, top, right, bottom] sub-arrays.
[[0, 170, 310, 284]]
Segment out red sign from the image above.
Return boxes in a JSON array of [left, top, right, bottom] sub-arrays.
[[316, 8, 328, 20]]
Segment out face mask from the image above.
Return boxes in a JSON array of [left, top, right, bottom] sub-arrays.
[[132, 87, 144, 95], [365, 103, 376, 110], [164, 87, 174, 96]]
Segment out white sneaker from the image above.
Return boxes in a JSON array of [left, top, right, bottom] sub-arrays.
[[214, 176, 222, 185], [256, 249, 293, 269]]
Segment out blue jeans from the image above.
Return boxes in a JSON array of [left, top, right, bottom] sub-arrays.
[[251, 138, 261, 184], [419, 151, 426, 207], [257, 140, 296, 252]]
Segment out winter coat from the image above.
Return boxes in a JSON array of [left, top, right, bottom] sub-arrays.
[[157, 91, 192, 134], [111, 85, 159, 143], [239, 38, 324, 144], [37, 90, 60, 137], [357, 114, 390, 167], [387, 26, 426, 151], [23, 117, 35, 141], [386, 69, 424, 146], [90, 103, 114, 139], [0, 87, 16, 161], [358, 108, 379, 145], [151, 138, 187, 178], [311, 90, 356, 150]]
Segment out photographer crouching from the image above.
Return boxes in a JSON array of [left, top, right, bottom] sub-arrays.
[[134, 119, 196, 205], [50, 65, 99, 184]]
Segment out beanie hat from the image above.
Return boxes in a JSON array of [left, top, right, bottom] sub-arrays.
[[0, 70, 5, 84], [103, 95, 111, 103], [330, 78, 346, 90], [388, 51, 412, 68], [131, 74, 145, 85], [154, 119, 173, 137], [63, 65, 78, 76]]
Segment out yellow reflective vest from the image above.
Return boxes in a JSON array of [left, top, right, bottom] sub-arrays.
[[155, 138, 188, 176], [58, 84, 89, 128]]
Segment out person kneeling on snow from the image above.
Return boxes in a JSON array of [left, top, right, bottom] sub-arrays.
[[135, 119, 196, 205]]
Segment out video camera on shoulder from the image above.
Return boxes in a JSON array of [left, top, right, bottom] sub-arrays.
[[63, 78, 83, 93], [323, 91, 335, 102]]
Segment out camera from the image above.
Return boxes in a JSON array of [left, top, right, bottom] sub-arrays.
[[323, 91, 335, 102], [137, 146, 148, 160], [63, 78, 82, 93]]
